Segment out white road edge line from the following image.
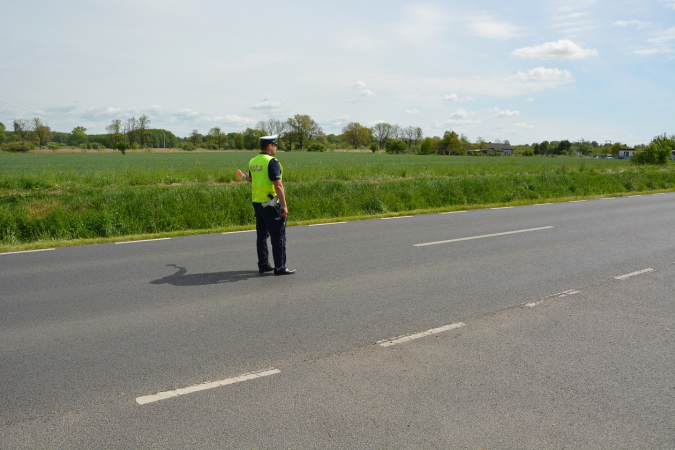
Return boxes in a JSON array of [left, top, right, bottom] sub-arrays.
[[491, 206, 514, 210], [309, 222, 348, 227], [378, 322, 465, 347], [441, 211, 467, 214], [653, 193, 665, 195], [136, 368, 280, 405], [222, 230, 255, 234], [535, 203, 553, 206], [381, 216, 414, 220], [614, 268, 654, 280], [115, 238, 171, 245], [414, 226, 554, 247], [0, 248, 55, 255], [569, 200, 586, 203]]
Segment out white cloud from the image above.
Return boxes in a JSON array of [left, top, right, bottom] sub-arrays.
[[397, 5, 444, 43], [449, 109, 476, 119], [443, 93, 458, 101], [352, 80, 367, 90], [405, 109, 419, 114], [359, 89, 376, 97], [213, 114, 256, 126], [632, 27, 675, 56], [491, 107, 520, 118], [252, 95, 282, 109], [525, 98, 534, 102], [514, 122, 534, 129], [434, 109, 481, 127], [509, 67, 573, 84], [469, 15, 521, 39], [659, 0, 675, 9], [512, 39, 598, 60], [614, 20, 656, 30], [179, 108, 200, 117], [326, 116, 350, 127]]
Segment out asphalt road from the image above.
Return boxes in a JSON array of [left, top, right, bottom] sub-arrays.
[[1, 193, 674, 448]]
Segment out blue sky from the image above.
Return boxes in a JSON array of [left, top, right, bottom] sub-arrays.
[[1, 0, 673, 145]]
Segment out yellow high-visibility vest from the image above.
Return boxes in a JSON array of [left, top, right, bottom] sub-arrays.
[[249, 153, 283, 203]]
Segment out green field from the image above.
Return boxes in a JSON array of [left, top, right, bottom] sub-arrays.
[[1, 151, 674, 250]]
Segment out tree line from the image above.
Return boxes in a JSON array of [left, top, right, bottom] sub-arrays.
[[1, 113, 672, 163]]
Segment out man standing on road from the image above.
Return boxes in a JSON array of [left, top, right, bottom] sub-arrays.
[[245, 135, 295, 275]]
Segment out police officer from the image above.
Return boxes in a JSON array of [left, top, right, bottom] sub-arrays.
[[245, 135, 295, 275]]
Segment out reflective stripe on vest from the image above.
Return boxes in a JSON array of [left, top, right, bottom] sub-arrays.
[[249, 153, 283, 203]]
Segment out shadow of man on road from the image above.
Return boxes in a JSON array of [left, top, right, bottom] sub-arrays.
[[150, 264, 262, 287]]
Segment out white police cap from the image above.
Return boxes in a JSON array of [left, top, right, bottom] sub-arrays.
[[260, 135, 279, 146]]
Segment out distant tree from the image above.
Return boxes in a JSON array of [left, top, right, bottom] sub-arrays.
[[207, 127, 227, 149], [577, 139, 592, 155], [124, 117, 137, 146], [532, 142, 540, 155], [419, 137, 434, 155], [539, 140, 550, 155], [233, 133, 244, 149], [475, 136, 489, 150], [371, 122, 393, 149], [189, 129, 201, 146], [610, 142, 624, 157], [31, 117, 52, 148], [106, 119, 123, 149], [503, 139, 510, 145], [557, 139, 572, 155], [460, 134, 472, 153], [256, 118, 287, 147], [13, 119, 29, 142], [70, 126, 87, 146], [631, 140, 672, 165], [286, 114, 322, 150], [385, 139, 406, 154], [342, 122, 371, 148], [243, 127, 265, 150], [137, 114, 151, 147], [403, 126, 416, 151], [0, 122, 6, 143], [441, 130, 464, 155]]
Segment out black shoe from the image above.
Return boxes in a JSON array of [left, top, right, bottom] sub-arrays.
[[259, 265, 274, 274], [274, 268, 296, 276]]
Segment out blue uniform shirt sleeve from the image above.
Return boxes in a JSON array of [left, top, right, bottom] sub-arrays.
[[268, 159, 282, 181]]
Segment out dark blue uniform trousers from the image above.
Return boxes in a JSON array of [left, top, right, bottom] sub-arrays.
[[253, 202, 287, 271]]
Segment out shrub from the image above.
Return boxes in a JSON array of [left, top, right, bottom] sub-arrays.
[[307, 142, 325, 152], [1, 141, 36, 152], [369, 143, 378, 153], [48, 142, 61, 150], [631, 144, 671, 165], [385, 139, 406, 154], [182, 144, 196, 151], [116, 141, 130, 155], [206, 143, 218, 150]]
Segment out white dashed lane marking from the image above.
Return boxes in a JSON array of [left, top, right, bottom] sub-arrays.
[[378, 322, 465, 347], [524, 289, 581, 308], [491, 206, 514, 210], [415, 226, 554, 247], [381, 216, 414, 220], [0, 248, 55, 255], [614, 268, 654, 280], [115, 238, 171, 245], [136, 368, 280, 405], [222, 230, 255, 235], [441, 211, 467, 214], [309, 222, 348, 227]]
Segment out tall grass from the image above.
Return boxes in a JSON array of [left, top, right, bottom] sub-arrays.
[[2, 165, 674, 245]]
